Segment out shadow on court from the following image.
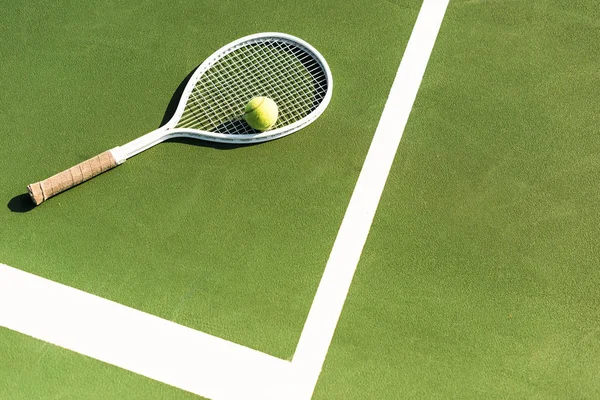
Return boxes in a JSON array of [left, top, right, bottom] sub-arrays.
[[160, 67, 258, 150], [8, 193, 35, 213], [165, 136, 242, 150], [159, 66, 252, 151], [159, 67, 196, 127], [7, 65, 258, 212]]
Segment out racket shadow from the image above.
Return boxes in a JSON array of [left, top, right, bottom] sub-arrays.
[[159, 67, 254, 150], [9, 64, 259, 212], [165, 136, 242, 150], [7, 193, 35, 213], [159, 67, 196, 127]]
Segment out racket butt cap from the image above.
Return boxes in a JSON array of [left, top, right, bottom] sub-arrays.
[[27, 183, 44, 206]]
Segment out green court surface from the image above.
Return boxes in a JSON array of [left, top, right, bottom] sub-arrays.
[[0, 328, 199, 399], [1, 0, 599, 399], [0, 0, 418, 360]]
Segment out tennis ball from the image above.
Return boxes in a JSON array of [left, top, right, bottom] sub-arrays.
[[244, 97, 278, 131]]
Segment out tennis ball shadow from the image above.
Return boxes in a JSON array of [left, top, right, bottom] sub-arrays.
[[8, 193, 35, 213]]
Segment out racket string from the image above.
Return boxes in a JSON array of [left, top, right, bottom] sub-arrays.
[[247, 44, 319, 123], [231, 46, 310, 125], [200, 42, 299, 125], [176, 38, 329, 134], [256, 42, 326, 121], [181, 43, 322, 130]]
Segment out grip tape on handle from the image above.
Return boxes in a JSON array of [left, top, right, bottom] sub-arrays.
[[27, 151, 118, 205]]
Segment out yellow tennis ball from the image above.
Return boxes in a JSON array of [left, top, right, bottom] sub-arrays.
[[244, 97, 278, 131]]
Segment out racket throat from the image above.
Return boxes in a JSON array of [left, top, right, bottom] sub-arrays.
[[110, 126, 175, 163]]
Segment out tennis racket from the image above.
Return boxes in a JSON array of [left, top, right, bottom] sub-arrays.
[[27, 32, 333, 206]]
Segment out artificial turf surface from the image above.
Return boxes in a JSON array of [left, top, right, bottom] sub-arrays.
[[314, 0, 600, 398], [2, 0, 599, 398], [0, 327, 200, 399], [0, 0, 420, 361]]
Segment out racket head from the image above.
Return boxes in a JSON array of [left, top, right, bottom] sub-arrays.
[[165, 32, 333, 144]]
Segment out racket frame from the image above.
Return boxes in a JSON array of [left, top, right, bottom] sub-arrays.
[[110, 32, 333, 164]]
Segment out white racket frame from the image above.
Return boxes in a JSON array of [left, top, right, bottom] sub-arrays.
[[110, 32, 333, 164]]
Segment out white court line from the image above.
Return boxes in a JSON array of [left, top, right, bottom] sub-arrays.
[[0, 1, 448, 398], [291, 0, 450, 397], [0, 264, 292, 399]]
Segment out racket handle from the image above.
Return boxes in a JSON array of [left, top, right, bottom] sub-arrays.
[[27, 151, 118, 206]]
